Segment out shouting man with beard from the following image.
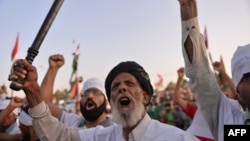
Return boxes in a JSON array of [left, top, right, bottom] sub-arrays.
[[10, 58, 200, 141], [40, 54, 113, 129]]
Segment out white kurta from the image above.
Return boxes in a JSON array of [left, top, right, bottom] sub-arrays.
[[181, 17, 248, 141], [30, 101, 200, 141]]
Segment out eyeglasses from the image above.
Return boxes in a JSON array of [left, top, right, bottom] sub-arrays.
[[81, 88, 103, 97]]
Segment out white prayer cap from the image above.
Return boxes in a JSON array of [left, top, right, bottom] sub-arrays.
[[231, 43, 250, 87], [19, 110, 33, 126], [81, 78, 107, 99]]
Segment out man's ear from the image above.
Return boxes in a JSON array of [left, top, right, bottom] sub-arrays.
[[142, 92, 151, 105]]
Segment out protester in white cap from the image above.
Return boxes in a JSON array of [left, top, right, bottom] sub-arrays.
[[19, 105, 40, 141], [177, 0, 250, 140], [40, 54, 113, 129], [0, 97, 24, 140]]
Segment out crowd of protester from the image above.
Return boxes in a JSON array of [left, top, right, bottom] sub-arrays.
[[0, 54, 241, 140], [148, 88, 192, 130], [1, 0, 249, 140], [0, 43, 245, 141]]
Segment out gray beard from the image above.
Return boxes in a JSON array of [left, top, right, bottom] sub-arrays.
[[111, 96, 144, 128]]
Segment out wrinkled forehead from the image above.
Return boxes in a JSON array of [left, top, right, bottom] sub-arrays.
[[111, 72, 138, 85]]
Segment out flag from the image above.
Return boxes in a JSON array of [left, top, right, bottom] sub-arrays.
[[69, 80, 78, 99], [70, 44, 80, 83], [204, 26, 208, 49], [154, 74, 163, 89], [11, 33, 19, 63], [73, 43, 80, 56], [72, 44, 80, 74]]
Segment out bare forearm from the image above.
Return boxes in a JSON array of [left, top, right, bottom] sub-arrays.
[[180, 0, 197, 61], [180, 0, 197, 21], [41, 67, 63, 119], [24, 83, 43, 108], [0, 106, 14, 123], [174, 77, 183, 101], [41, 67, 59, 102], [174, 77, 187, 109]]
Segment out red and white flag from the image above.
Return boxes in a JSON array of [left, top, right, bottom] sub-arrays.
[[69, 80, 78, 99], [11, 33, 19, 63], [154, 74, 163, 89]]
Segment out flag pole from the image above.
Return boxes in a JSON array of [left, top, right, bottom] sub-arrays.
[[10, 32, 19, 98], [75, 45, 80, 101]]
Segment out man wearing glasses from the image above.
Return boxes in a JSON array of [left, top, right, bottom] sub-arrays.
[[40, 54, 113, 129]]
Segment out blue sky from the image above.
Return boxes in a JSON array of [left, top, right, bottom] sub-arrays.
[[0, 0, 250, 97]]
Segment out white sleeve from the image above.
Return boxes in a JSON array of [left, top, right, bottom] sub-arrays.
[[61, 111, 83, 127], [181, 17, 222, 141], [30, 101, 81, 141]]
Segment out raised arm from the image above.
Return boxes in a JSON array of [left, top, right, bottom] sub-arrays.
[[173, 67, 198, 119], [0, 97, 25, 124], [0, 97, 24, 141], [173, 67, 187, 109], [213, 57, 238, 100], [177, 0, 222, 140], [10, 59, 81, 141], [40, 54, 65, 120]]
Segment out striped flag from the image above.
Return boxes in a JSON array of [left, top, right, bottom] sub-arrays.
[[11, 33, 19, 63]]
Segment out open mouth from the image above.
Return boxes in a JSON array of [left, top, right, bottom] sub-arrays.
[[86, 101, 96, 110], [119, 97, 131, 106]]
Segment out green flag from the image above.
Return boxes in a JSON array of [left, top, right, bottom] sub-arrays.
[[70, 44, 80, 83]]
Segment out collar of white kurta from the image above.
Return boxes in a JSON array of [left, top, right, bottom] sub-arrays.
[[129, 113, 151, 141]]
